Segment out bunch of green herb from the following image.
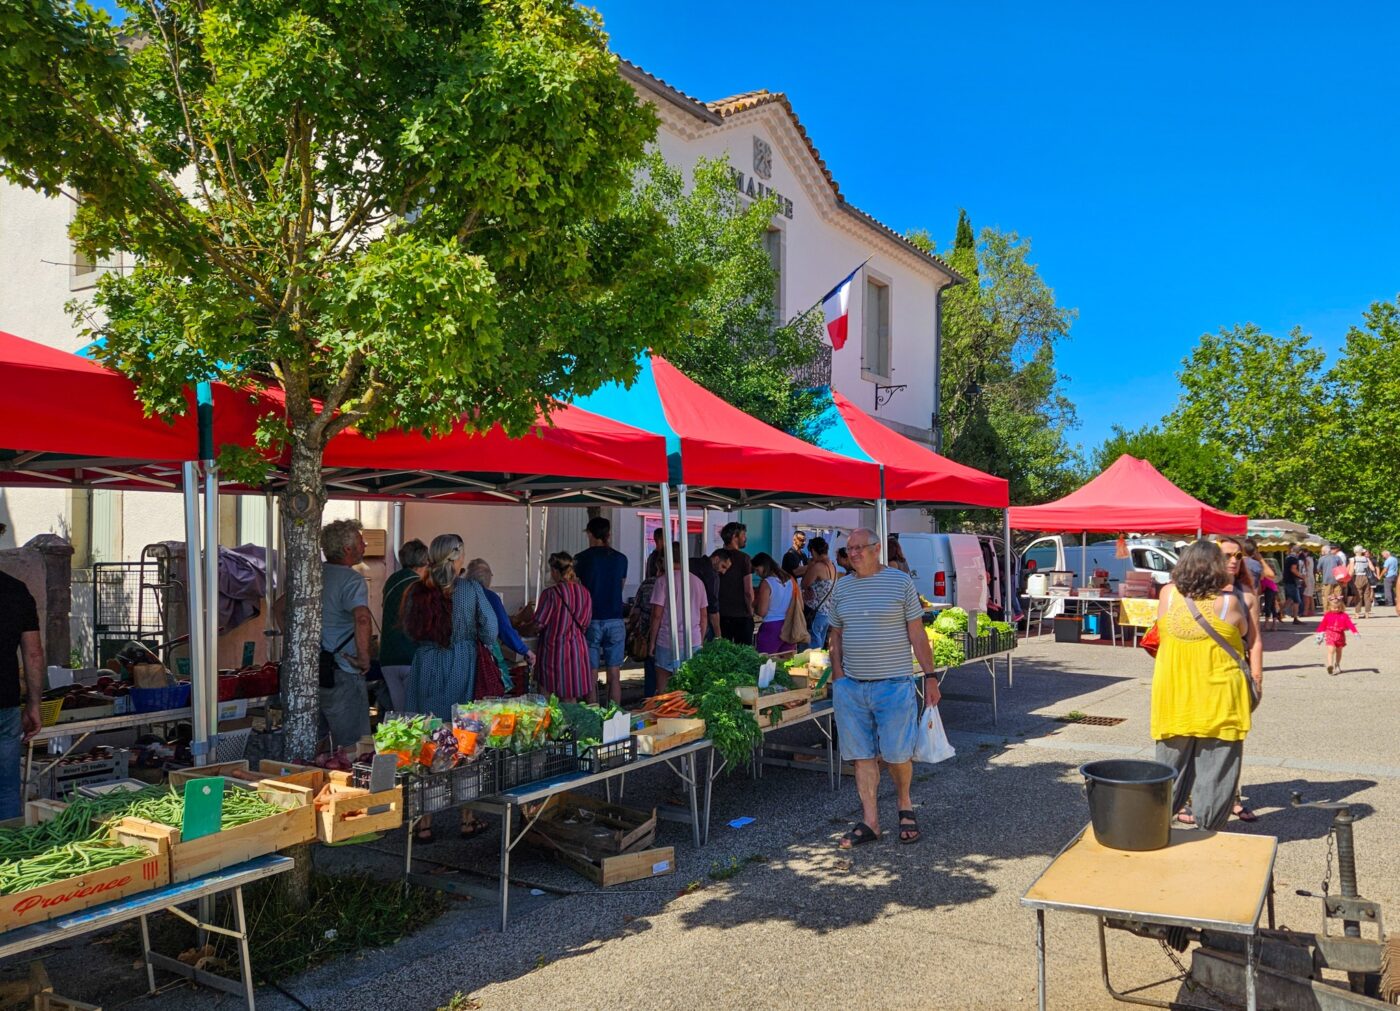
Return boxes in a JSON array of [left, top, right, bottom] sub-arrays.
[[373, 715, 430, 757]]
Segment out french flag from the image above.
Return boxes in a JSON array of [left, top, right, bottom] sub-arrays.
[[820, 263, 863, 350]]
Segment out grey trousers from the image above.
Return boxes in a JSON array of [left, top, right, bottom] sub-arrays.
[[1155, 736, 1243, 831]]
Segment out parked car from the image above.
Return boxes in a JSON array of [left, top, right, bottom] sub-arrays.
[[1020, 535, 1179, 592], [896, 532, 1015, 617]]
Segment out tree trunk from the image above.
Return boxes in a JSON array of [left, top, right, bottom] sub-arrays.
[[277, 437, 327, 905], [280, 437, 328, 762]]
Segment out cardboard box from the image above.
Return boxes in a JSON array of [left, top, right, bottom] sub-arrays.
[[0, 821, 169, 933]]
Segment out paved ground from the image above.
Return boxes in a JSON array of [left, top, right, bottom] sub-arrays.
[[18, 606, 1400, 1010]]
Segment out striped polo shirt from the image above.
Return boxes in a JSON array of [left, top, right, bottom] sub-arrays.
[[828, 566, 923, 680]]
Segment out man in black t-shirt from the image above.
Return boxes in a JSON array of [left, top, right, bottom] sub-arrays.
[[716, 522, 755, 644], [0, 565, 45, 819], [781, 530, 811, 579], [1281, 547, 1304, 624]]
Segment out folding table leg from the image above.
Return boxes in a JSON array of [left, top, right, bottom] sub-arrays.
[[139, 913, 157, 994], [1095, 917, 1175, 1008], [498, 804, 512, 932], [702, 749, 716, 846], [233, 885, 256, 1011], [685, 751, 701, 849], [1036, 909, 1046, 1011], [1245, 933, 1257, 1011]]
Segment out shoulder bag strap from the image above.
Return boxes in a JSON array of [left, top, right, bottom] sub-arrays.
[[558, 584, 588, 634], [1183, 596, 1260, 706]]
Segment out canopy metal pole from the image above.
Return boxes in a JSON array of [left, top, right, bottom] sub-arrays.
[[387, 501, 403, 572], [181, 464, 209, 767], [1080, 532, 1087, 589], [536, 507, 549, 607], [678, 485, 694, 660], [203, 463, 220, 758], [876, 466, 889, 560], [524, 501, 533, 606], [1003, 509, 1014, 618], [659, 484, 680, 667], [264, 492, 276, 663]]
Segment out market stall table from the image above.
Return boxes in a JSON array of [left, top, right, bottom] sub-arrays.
[[1118, 597, 1159, 646], [0, 853, 292, 1011], [24, 697, 278, 798], [1026, 594, 1124, 646], [1021, 825, 1277, 1011], [460, 738, 711, 931]]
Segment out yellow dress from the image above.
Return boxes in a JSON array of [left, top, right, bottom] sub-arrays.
[[1150, 592, 1251, 742]]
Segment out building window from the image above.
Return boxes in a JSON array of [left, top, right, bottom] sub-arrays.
[[863, 274, 891, 380], [69, 197, 120, 292], [763, 227, 784, 323]]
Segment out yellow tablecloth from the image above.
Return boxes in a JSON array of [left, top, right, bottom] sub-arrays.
[[1119, 597, 1158, 629]]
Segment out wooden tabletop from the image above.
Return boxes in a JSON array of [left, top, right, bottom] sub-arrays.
[[1022, 825, 1277, 933]]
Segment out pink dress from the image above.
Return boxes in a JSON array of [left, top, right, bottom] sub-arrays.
[[1317, 610, 1357, 647]]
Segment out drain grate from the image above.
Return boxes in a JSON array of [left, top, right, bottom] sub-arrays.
[[1056, 714, 1126, 727]]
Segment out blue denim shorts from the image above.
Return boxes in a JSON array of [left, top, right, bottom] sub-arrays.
[[586, 618, 626, 669], [832, 676, 919, 764]]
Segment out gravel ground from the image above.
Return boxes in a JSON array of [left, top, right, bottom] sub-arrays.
[[12, 608, 1399, 1010]]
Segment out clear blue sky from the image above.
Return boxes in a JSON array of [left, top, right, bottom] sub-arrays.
[[596, 0, 1400, 455], [89, 1, 1400, 456]]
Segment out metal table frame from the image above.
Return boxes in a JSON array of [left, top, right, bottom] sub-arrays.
[[461, 739, 711, 931], [739, 699, 838, 802], [0, 854, 292, 1011], [1022, 830, 1276, 1011]]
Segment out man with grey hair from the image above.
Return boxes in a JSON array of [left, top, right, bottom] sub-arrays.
[[320, 518, 372, 752], [828, 527, 940, 849]]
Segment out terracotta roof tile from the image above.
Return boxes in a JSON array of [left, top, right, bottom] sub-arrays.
[[620, 60, 963, 283]]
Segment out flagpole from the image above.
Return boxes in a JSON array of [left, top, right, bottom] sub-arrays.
[[784, 256, 873, 331]]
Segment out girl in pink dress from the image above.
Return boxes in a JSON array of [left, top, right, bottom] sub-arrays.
[[1317, 595, 1359, 675]]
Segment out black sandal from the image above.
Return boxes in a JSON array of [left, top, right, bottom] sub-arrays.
[[838, 822, 880, 849], [897, 809, 921, 845], [414, 826, 435, 844], [460, 819, 490, 840]]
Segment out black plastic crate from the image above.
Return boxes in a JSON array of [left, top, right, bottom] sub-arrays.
[[451, 756, 498, 804], [494, 742, 580, 792], [353, 758, 497, 819], [965, 627, 1018, 660], [572, 736, 637, 774]]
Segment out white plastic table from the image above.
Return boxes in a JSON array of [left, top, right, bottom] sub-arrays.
[[1027, 594, 1124, 646], [1022, 825, 1277, 1011], [0, 853, 293, 1010]]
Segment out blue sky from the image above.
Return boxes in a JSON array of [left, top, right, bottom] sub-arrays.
[[88, 1, 1400, 454], [596, 0, 1400, 454]]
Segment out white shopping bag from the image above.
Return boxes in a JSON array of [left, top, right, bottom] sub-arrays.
[[913, 705, 956, 764]]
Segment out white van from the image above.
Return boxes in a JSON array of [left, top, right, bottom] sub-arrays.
[[1020, 536, 1178, 591], [896, 532, 1013, 616]]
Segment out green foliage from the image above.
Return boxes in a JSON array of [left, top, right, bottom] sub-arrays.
[[908, 214, 1082, 528], [1, 0, 707, 442], [626, 155, 827, 438], [1096, 300, 1400, 548]]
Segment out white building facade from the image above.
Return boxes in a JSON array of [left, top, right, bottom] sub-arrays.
[[0, 60, 959, 641]]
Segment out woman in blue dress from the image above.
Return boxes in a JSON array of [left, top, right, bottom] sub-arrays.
[[402, 533, 498, 841]]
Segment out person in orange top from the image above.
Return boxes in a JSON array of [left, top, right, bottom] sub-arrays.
[[1151, 541, 1254, 831], [1317, 594, 1359, 675]]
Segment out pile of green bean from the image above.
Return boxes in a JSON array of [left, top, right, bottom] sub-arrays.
[[0, 783, 287, 896], [0, 840, 153, 894]]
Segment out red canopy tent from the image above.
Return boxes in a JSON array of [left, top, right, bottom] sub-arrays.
[[813, 388, 1008, 508], [1008, 455, 1247, 535]]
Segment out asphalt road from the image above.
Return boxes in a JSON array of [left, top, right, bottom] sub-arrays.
[[40, 605, 1400, 1010]]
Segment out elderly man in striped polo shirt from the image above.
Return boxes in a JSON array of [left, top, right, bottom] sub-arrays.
[[829, 528, 941, 848]]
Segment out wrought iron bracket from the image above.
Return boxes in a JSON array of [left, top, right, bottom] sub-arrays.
[[874, 382, 907, 410]]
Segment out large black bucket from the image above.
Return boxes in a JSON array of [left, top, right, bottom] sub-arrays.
[[1080, 759, 1176, 851]]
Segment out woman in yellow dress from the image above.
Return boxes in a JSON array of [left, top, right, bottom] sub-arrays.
[[1152, 540, 1256, 831]]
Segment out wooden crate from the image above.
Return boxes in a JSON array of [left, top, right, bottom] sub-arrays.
[[757, 702, 811, 728], [525, 793, 655, 860], [34, 994, 101, 1011], [786, 671, 830, 701], [314, 780, 403, 843], [0, 821, 169, 933], [256, 759, 329, 792], [551, 844, 676, 887], [634, 718, 707, 756], [124, 781, 316, 883], [735, 685, 810, 713], [167, 761, 269, 790]]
